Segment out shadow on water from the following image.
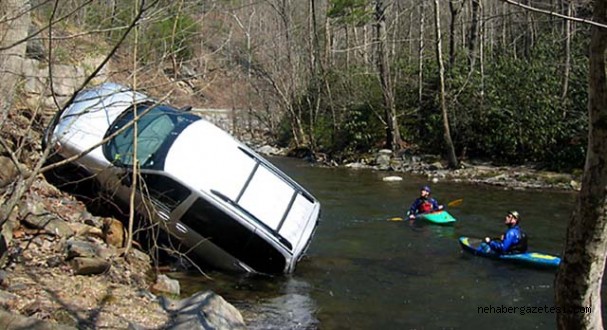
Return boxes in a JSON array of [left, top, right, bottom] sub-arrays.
[[155, 157, 597, 329]]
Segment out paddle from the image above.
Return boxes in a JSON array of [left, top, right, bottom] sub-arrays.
[[388, 198, 464, 221], [447, 198, 464, 207]]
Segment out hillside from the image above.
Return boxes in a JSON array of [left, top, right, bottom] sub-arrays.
[[0, 10, 257, 329]]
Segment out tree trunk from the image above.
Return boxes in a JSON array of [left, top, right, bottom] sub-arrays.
[[433, 0, 458, 169], [448, 0, 461, 69], [417, 0, 425, 119], [523, 0, 534, 59], [560, 0, 572, 104], [468, 0, 480, 70], [307, 0, 322, 150], [555, 0, 607, 328], [324, 9, 333, 67], [374, 0, 402, 151], [275, 0, 308, 147], [478, 0, 485, 105]]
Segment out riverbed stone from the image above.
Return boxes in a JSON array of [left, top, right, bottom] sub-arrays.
[[382, 176, 403, 182], [0, 308, 77, 330], [162, 291, 246, 330], [151, 274, 180, 296]]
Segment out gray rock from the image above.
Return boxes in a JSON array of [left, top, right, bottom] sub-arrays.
[[26, 26, 46, 60], [151, 274, 180, 296], [70, 257, 110, 275], [0, 156, 20, 187], [19, 200, 74, 238], [0, 308, 77, 330], [256, 145, 279, 156], [49, 65, 86, 96], [427, 161, 444, 171], [375, 153, 391, 167], [162, 291, 246, 330], [66, 239, 98, 259], [344, 162, 366, 169]]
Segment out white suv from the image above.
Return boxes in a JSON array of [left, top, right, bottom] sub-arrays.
[[44, 82, 321, 274]]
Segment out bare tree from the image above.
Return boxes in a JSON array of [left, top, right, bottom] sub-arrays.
[[417, 0, 425, 110], [257, 0, 310, 147], [374, 0, 402, 151], [555, 1, 607, 328], [468, 0, 481, 70], [448, 0, 463, 68], [432, 0, 458, 168], [560, 0, 572, 103]]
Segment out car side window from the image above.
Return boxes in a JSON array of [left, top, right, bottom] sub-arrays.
[[179, 197, 287, 274], [140, 173, 190, 211], [180, 198, 252, 255]]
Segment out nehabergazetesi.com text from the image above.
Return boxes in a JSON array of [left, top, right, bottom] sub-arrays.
[[477, 305, 591, 315]]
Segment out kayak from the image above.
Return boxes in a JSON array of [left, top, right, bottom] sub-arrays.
[[415, 210, 457, 225], [458, 236, 561, 268]]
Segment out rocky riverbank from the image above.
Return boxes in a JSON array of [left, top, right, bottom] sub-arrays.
[[0, 177, 246, 330], [257, 146, 582, 192]]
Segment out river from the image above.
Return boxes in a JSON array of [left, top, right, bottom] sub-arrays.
[[172, 156, 584, 329]]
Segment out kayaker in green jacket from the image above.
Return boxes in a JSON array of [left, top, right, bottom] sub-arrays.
[[483, 210, 528, 254]]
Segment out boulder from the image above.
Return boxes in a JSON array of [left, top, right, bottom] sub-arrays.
[[150, 274, 180, 296], [0, 308, 77, 330], [70, 257, 110, 275], [161, 291, 246, 330], [0, 156, 20, 187]]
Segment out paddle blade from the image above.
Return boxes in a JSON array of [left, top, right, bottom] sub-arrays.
[[388, 217, 404, 221], [447, 199, 464, 207]]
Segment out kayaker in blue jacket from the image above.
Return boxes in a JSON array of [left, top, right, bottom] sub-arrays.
[[483, 210, 528, 254], [407, 185, 443, 219]]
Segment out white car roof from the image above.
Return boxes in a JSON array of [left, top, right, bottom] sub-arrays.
[[54, 82, 149, 155]]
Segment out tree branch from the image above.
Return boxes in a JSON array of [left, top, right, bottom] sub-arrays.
[[499, 0, 607, 29]]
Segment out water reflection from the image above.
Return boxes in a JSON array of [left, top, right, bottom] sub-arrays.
[[174, 270, 319, 329], [240, 278, 319, 330]]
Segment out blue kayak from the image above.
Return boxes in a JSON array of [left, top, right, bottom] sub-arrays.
[[458, 236, 561, 268], [415, 210, 456, 225]]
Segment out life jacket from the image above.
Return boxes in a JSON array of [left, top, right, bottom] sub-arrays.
[[419, 201, 433, 213], [506, 229, 528, 254]]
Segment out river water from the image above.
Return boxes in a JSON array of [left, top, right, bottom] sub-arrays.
[[172, 156, 584, 329]]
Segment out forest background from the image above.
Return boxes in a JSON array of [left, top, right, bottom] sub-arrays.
[[14, 0, 590, 172]]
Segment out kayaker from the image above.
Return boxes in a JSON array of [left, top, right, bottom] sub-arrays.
[[483, 210, 528, 254], [407, 185, 443, 219]]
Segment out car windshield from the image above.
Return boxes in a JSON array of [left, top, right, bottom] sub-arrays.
[[103, 102, 199, 169]]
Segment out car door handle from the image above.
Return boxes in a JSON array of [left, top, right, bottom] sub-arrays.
[[155, 209, 170, 222], [175, 223, 188, 233], [149, 198, 171, 222]]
